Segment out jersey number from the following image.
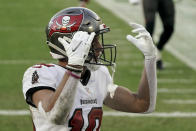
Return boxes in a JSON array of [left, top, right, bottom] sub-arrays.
[[69, 107, 103, 131]]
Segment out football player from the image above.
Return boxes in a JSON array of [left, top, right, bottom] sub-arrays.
[[79, 0, 89, 7], [22, 7, 157, 131], [142, 0, 175, 70]]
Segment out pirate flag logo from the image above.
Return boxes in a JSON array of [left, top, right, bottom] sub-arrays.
[[32, 71, 39, 84]]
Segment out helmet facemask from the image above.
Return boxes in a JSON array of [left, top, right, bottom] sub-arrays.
[[85, 33, 117, 67]]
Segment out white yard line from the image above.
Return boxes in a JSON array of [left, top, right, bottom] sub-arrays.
[[0, 26, 43, 32], [0, 60, 56, 64], [104, 111, 196, 118], [95, 0, 196, 71], [158, 78, 194, 84], [0, 110, 30, 116], [1, 110, 196, 117], [163, 99, 196, 104], [158, 88, 196, 93]]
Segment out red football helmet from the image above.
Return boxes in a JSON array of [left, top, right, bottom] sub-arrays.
[[46, 7, 116, 66]]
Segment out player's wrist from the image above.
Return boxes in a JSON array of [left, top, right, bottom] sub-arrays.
[[144, 54, 156, 60], [68, 57, 85, 66], [66, 65, 83, 73], [144, 55, 156, 61], [144, 46, 156, 60]]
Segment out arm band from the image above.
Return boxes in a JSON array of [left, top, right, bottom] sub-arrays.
[[66, 65, 83, 73], [67, 71, 81, 79]]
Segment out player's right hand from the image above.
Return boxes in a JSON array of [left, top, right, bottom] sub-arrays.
[[58, 31, 95, 66], [126, 23, 156, 59]]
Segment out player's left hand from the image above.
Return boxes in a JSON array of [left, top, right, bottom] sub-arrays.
[[129, 0, 140, 5], [126, 23, 156, 59]]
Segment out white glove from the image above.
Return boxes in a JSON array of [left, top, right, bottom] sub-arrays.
[[58, 31, 95, 66], [126, 23, 156, 59], [129, 0, 140, 5]]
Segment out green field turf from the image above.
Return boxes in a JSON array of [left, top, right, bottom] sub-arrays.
[[1, 0, 196, 130]]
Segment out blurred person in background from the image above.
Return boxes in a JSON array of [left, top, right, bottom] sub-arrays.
[[22, 7, 157, 131], [130, 0, 175, 70], [79, 0, 89, 7]]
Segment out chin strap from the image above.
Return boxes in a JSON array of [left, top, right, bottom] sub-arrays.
[[107, 63, 118, 99], [111, 63, 116, 82]]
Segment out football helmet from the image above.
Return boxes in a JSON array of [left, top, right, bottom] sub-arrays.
[[45, 7, 116, 66]]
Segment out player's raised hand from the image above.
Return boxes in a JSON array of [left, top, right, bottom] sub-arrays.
[[129, 0, 140, 5], [126, 23, 156, 59], [58, 31, 95, 66]]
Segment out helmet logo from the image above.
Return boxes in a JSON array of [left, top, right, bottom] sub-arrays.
[[48, 14, 83, 36], [55, 16, 76, 29], [62, 16, 70, 26]]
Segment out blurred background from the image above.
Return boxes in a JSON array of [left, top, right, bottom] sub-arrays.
[[0, 0, 196, 130]]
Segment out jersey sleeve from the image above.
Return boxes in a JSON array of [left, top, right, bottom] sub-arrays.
[[22, 65, 57, 107]]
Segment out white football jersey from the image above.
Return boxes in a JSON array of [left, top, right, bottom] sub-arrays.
[[22, 63, 112, 131]]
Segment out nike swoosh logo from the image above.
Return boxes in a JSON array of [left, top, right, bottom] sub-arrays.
[[72, 41, 82, 52]]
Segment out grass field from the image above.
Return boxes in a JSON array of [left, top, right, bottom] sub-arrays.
[[1, 0, 196, 130]]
